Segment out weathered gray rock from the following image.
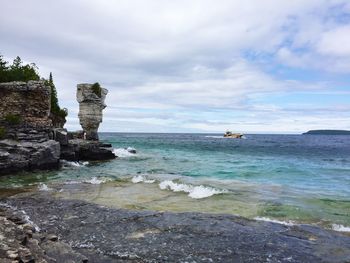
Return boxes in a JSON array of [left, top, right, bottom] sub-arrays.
[[60, 139, 115, 161], [0, 205, 89, 263], [52, 128, 68, 146], [0, 139, 60, 175], [77, 83, 108, 140], [0, 81, 52, 127], [3, 193, 350, 263]]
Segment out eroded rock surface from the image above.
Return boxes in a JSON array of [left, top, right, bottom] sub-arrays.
[[2, 193, 350, 263], [77, 83, 108, 141], [60, 139, 115, 161], [0, 139, 60, 175], [0, 204, 89, 263], [0, 81, 52, 127]]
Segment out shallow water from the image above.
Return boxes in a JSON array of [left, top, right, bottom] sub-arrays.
[[0, 133, 349, 230]]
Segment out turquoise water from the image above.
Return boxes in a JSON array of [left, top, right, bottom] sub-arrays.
[[1, 133, 350, 229]]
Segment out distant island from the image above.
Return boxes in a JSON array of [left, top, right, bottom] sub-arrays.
[[303, 130, 350, 135]]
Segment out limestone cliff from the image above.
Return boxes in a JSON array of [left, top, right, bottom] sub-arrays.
[[0, 81, 52, 127], [77, 83, 108, 140]]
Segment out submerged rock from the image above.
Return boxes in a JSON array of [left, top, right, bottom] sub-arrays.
[[77, 83, 108, 141], [2, 193, 350, 263]]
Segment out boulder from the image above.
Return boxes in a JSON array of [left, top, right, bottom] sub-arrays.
[[60, 139, 115, 161], [53, 128, 68, 146]]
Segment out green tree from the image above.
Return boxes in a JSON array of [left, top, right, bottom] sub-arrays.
[[0, 55, 9, 82], [47, 72, 68, 119], [48, 72, 60, 113]]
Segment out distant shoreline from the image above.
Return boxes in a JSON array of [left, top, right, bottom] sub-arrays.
[[303, 129, 350, 135]]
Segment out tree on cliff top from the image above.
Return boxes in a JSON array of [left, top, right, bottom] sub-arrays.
[[47, 72, 68, 119], [0, 54, 67, 124], [0, 55, 40, 82]]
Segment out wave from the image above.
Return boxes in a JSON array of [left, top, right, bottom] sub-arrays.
[[0, 202, 41, 232], [131, 175, 155, 184], [159, 180, 227, 199], [84, 177, 110, 185], [332, 224, 350, 232], [38, 183, 52, 191], [61, 160, 89, 168], [254, 217, 295, 226], [113, 147, 137, 158]]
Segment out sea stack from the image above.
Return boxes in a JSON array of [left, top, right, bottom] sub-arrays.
[[77, 83, 108, 140]]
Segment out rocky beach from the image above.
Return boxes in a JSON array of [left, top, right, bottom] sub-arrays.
[[1, 190, 350, 263]]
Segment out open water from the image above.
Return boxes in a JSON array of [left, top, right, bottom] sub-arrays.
[[1, 133, 349, 231]]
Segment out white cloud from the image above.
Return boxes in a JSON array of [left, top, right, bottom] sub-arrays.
[[0, 0, 349, 132], [317, 25, 350, 56]]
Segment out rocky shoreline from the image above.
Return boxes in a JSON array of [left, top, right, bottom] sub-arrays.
[[1, 192, 349, 263], [0, 81, 115, 176]]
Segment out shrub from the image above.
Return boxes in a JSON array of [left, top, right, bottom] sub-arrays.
[[91, 82, 102, 97], [5, 114, 21, 125], [57, 108, 68, 118], [0, 126, 6, 139]]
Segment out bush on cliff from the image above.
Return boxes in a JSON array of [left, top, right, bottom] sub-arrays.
[[92, 82, 102, 97], [0, 127, 6, 139], [0, 55, 40, 82], [0, 54, 67, 127], [4, 114, 21, 125]]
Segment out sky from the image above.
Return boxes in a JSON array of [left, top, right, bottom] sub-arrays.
[[1, 0, 350, 133]]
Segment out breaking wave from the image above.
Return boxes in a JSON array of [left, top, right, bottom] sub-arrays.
[[158, 180, 227, 199], [332, 224, 350, 232], [61, 160, 89, 168], [38, 183, 52, 191], [131, 175, 155, 184], [84, 177, 110, 185], [113, 147, 137, 158]]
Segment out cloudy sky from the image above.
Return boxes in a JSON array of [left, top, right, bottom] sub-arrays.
[[1, 0, 350, 133]]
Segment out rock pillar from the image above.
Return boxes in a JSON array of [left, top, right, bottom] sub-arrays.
[[76, 83, 108, 140]]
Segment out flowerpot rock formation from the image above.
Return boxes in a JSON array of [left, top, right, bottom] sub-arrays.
[[76, 83, 108, 140]]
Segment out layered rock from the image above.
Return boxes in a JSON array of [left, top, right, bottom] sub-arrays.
[[77, 83, 108, 140], [0, 81, 52, 127], [0, 81, 115, 176], [60, 139, 115, 161], [0, 139, 60, 175]]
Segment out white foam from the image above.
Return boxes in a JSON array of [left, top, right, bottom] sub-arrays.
[[0, 202, 40, 232], [113, 148, 136, 158], [205, 135, 225, 139], [158, 180, 226, 199], [254, 217, 295, 226], [84, 177, 110, 185], [61, 160, 89, 167], [332, 224, 350, 232], [38, 183, 52, 191], [131, 175, 155, 184]]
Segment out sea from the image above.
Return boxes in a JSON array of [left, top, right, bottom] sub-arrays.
[[1, 133, 349, 232]]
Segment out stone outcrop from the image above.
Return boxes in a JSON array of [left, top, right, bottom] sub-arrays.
[[0, 139, 60, 175], [60, 139, 115, 161], [0, 81, 52, 127], [0, 81, 115, 176], [2, 193, 350, 263], [77, 83, 108, 140]]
